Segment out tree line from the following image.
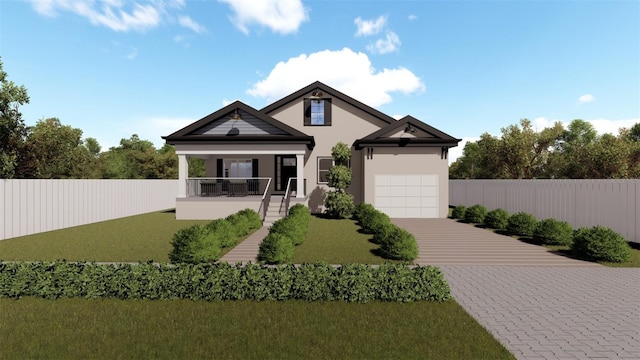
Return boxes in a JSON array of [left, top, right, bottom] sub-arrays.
[[1, 58, 203, 179], [449, 119, 640, 179]]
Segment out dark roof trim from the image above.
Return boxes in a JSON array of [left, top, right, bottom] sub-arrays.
[[168, 135, 315, 150], [163, 101, 310, 140], [260, 81, 397, 125], [354, 115, 461, 149]]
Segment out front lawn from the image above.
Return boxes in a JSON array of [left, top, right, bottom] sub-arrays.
[[0, 298, 514, 359], [0, 211, 211, 262], [292, 215, 404, 264]]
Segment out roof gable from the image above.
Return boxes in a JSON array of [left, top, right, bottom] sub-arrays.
[[261, 81, 397, 125], [355, 115, 461, 148], [164, 101, 310, 138]]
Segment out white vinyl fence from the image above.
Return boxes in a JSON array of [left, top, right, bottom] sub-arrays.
[[450, 180, 640, 244], [1, 179, 178, 241]]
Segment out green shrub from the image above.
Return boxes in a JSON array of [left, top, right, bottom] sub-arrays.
[[464, 204, 487, 224], [225, 213, 251, 238], [169, 224, 221, 264], [324, 191, 355, 219], [257, 233, 293, 264], [451, 205, 466, 220], [572, 226, 631, 263], [353, 202, 375, 222], [484, 208, 510, 230], [207, 219, 236, 248], [0, 262, 451, 302], [327, 165, 352, 190], [237, 208, 262, 230], [506, 212, 538, 237], [362, 210, 391, 234], [380, 226, 419, 261], [533, 219, 574, 246], [371, 222, 396, 245]]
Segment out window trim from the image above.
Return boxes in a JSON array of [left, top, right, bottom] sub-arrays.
[[317, 156, 334, 184], [304, 98, 332, 126]]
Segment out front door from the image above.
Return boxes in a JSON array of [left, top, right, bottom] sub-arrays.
[[275, 155, 297, 193]]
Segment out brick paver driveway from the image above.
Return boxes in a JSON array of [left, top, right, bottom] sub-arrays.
[[394, 218, 640, 360]]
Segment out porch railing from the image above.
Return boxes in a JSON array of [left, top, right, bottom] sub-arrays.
[[283, 177, 306, 215], [186, 178, 272, 198]]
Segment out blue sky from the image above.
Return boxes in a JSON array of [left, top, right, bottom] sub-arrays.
[[1, 0, 638, 163]]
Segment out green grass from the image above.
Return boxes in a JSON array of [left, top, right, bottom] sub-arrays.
[[292, 215, 404, 264], [0, 297, 514, 360], [0, 210, 247, 263]]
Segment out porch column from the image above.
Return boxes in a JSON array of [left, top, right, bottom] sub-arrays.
[[296, 154, 304, 198], [178, 154, 188, 198]]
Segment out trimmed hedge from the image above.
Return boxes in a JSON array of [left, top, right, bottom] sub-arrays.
[[506, 212, 538, 237], [170, 208, 262, 264], [572, 226, 632, 263], [258, 205, 312, 264], [483, 208, 509, 230], [168, 225, 221, 264], [464, 204, 487, 224], [0, 262, 451, 303], [451, 205, 466, 220], [533, 219, 574, 246], [353, 203, 418, 261]]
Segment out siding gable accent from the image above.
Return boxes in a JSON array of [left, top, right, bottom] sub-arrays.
[[194, 110, 288, 136], [355, 115, 461, 149]]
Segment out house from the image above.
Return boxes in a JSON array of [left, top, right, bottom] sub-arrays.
[[163, 81, 460, 221]]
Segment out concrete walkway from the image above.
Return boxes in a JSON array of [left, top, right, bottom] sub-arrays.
[[219, 226, 268, 264]]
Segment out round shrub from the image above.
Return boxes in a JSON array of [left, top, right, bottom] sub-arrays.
[[572, 226, 631, 263], [207, 219, 236, 248], [533, 219, 574, 246], [324, 191, 355, 219], [380, 226, 418, 261], [225, 213, 251, 238], [371, 221, 395, 245], [237, 208, 262, 230], [353, 202, 375, 222], [451, 205, 466, 220], [258, 233, 294, 264], [364, 211, 392, 235], [169, 224, 221, 264], [464, 204, 487, 224], [506, 212, 538, 237], [484, 208, 510, 230]]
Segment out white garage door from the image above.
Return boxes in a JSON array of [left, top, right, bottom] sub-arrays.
[[375, 175, 438, 218]]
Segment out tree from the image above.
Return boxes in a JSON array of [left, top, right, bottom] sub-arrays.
[[0, 58, 30, 178], [20, 118, 85, 178], [449, 142, 480, 179], [324, 142, 354, 218]]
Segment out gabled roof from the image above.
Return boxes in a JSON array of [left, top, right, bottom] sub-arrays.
[[261, 81, 397, 125], [354, 115, 461, 149], [163, 101, 315, 149]]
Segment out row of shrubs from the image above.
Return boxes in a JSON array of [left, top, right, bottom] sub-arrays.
[[451, 204, 632, 263], [0, 261, 451, 303], [169, 209, 262, 264], [258, 204, 311, 264], [353, 203, 418, 261]]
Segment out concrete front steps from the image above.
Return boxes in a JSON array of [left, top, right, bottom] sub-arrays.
[[263, 195, 286, 227]]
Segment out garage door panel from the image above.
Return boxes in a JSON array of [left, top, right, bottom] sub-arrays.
[[405, 186, 421, 197], [375, 174, 438, 218]]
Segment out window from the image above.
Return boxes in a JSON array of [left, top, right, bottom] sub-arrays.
[[225, 159, 252, 178], [317, 157, 333, 184], [311, 100, 325, 125], [304, 98, 332, 126]]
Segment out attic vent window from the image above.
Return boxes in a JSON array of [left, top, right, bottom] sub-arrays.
[[304, 95, 332, 126]]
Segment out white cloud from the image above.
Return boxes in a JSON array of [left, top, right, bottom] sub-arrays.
[[449, 137, 480, 164], [354, 16, 387, 37], [219, 0, 308, 35], [246, 48, 425, 107], [408, 14, 417, 21], [578, 94, 595, 104], [178, 15, 207, 34], [392, 114, 403, 120], [27, 0, 206, 33], [533, 117, 639, 136], [367, 31, 401, 54]]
